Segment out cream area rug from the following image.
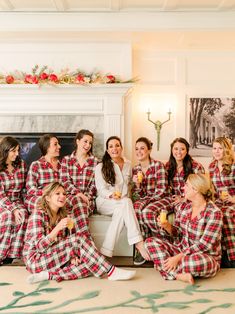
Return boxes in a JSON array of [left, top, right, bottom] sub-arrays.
[[0, 267, 235, 314]]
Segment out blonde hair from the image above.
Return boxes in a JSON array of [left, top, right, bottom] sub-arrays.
[[213, 137, 234, 174], [187, 173, 213, 201], [39, 182, 67, 227]]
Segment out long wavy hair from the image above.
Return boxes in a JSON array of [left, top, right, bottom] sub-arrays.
[[38, 134, 59, 156], [101, 136, 122, 186], [0, 136, 21, 172], [74, 129, 94, 155], [168, 137, 194, 186], [39, 182, 67, 228], [187, 173, 214, 202], [213, 137, 234, 175]]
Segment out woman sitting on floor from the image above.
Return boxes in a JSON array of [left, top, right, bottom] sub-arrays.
[[23, 181, 136, 283], [145, 173, 223, 284]]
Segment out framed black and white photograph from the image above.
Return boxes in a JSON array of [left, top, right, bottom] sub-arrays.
[[188, 97, 235, 157]]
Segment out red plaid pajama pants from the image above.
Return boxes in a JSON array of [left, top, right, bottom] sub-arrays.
[[24, 233, 111, 282], [145, 237, 220, 280], [0, 204, 28, 261], [134, 197, 171, 239], [216, 201, 235, 261], [66, 195, 91, 235]]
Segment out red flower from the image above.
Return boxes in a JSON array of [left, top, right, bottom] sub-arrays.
[[75, 74, 85, 83], [24, 74, 33, 83], [106, 75, 116, 83], [24, 74, 38, 84], [5, 75, 14, 84], [31, 75, 39, 84], [48, 74, 58, 82], [40, 72, 48, 80]]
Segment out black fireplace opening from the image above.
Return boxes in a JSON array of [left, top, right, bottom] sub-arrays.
[[1, 133, 76, 166]]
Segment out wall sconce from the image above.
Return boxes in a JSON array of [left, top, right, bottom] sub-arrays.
[[147, 108, 172, 151]]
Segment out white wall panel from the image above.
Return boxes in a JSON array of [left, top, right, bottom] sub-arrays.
[[0, 43, 131, 79], [186, 56, 235, 84], [135, 55, 177, 84]]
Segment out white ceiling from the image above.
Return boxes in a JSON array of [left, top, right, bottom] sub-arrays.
[[0, 0, 235, 12], [1, 1, 235, 50]]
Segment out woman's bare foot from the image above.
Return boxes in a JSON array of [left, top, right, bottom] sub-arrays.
[[135, 241, 151, 261], [176, 273, 194, 285]]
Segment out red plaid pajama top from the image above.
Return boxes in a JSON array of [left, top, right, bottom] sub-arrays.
[[60, 152, 98, 212], [25, 157, 61, 212]]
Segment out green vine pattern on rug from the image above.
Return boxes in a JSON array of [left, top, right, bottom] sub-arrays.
[[0, 281, 234, 314]]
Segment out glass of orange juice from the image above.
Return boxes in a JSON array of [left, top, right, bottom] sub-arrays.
[[220, 190, 228, 201], [114, 191, 121, 199], [67, 218, 74, 231], [137, 171, 143, 183], [160, 210, 168, 224]]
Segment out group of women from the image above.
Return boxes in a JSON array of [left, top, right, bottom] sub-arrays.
[[0, 130, 234, 285]]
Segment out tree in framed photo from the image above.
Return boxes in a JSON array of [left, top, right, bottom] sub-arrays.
[[189, 97, 235, 157]]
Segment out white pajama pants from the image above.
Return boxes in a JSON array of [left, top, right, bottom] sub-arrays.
[[96, 197, 143, 257]]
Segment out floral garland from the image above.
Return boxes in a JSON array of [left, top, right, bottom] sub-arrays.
[[0, 65, 135, 85]]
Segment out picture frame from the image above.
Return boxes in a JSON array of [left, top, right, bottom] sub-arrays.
[[187, 97, 235, 157]]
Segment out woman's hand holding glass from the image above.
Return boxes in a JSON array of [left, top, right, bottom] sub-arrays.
[[112, 190, 121, 200], [220, 190, 235, 204], [157, 214, 172, 235], [55, 217, 70, 232]]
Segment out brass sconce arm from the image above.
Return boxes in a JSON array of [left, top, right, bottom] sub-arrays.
[[147, 110, 172, 151]]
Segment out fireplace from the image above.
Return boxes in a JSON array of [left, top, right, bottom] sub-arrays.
[[0, 84, 133, 161]]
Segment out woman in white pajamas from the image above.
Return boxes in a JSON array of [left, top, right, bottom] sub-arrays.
[[95, 136, 150, 260]]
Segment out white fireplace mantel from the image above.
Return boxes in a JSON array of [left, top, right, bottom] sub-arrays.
[[0, 83, 133, 145]]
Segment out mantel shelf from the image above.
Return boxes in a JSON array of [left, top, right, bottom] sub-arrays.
[[0, 83, 134, 95]]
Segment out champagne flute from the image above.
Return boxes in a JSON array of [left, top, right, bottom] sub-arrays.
[[220, 189, 228, 202], [114, 184, 121, 199], [160, 209, 168, 224], [67, 216, 74, 235], [137, 171, 143, 184]]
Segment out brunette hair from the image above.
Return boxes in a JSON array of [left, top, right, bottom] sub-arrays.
[[187, 173, 214, 201], [168, 137, 194, 186], [74, 129, 94, 155], [135, 137, 153, 150], [0, 136, 21, 171], [38, 134, 59, 156], [213, 137, 234, 175], [101, 136, 122, 186], [39, 182, 67, 228]]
